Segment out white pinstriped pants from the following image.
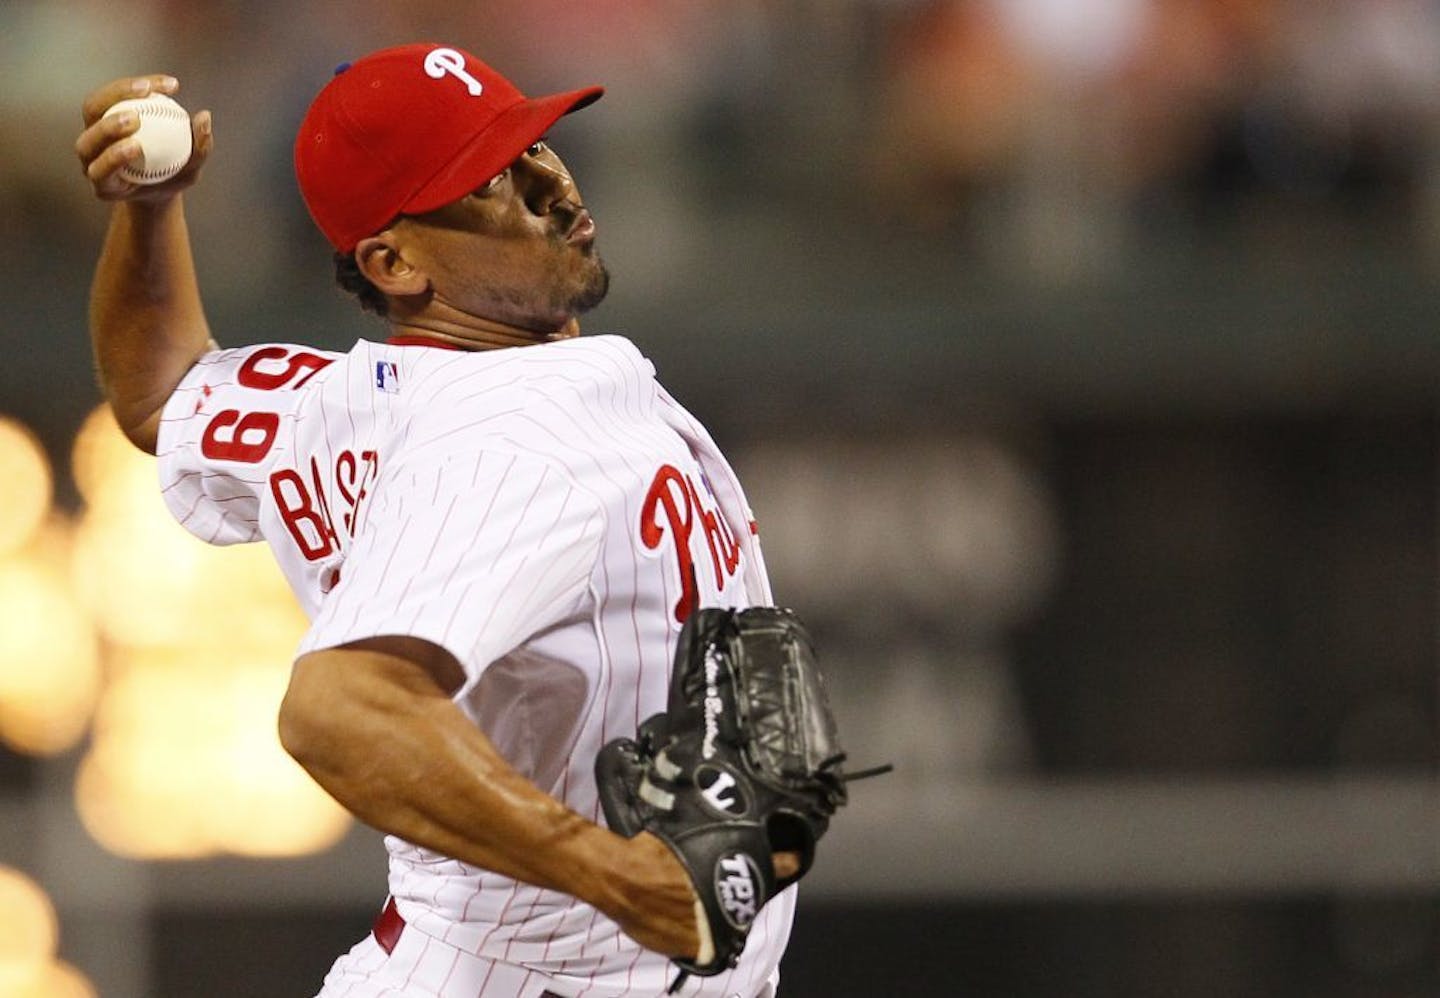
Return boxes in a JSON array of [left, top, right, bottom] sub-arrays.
[[314, 928, 779, 998]]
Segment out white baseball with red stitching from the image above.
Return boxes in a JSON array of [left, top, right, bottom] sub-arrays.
[[102, 93, 192, 185]]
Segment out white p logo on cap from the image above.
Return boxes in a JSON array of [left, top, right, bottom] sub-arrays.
[[424, 47, 483, 96]]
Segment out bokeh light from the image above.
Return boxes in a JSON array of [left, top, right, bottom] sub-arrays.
[[3, 961, 98, 998], [0, 867, 58, 985], [0, 558, 102, 755], [0, 868, 97, 998], [76, 650, 350, 859], [59, 404, 353, 858], [70, 404, 148, 509], [69, 406, 308, 650], [0, 417, 52, 557]]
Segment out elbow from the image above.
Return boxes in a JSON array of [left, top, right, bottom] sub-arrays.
[[119, 412, 160, 456], [279, 644, 447, 784], [276, 694, 312, 768], [98, 398, 161, 455], [278, 657, 334, 771]]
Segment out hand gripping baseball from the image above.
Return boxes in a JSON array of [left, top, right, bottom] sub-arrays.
[[596, 608, 886, 987], [76, 76, 212, 202]]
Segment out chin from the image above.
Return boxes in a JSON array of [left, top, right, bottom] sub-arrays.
[[568, 259, 611, 315]]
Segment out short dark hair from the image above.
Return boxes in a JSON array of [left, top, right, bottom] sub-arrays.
[[333, 251, 389, 317]]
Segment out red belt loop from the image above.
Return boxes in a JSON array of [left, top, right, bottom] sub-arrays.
[[372, 897, 405, 955], [371, 902, 566, 994]]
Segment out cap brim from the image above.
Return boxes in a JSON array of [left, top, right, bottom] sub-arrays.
[[402, 86, 603, 219]]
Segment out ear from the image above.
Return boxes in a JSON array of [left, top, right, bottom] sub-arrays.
[[354, 235, 429, 298]]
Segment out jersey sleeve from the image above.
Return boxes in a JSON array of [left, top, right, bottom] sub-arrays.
[[155, 349, 273, 546], [297, 446, 606, 696]]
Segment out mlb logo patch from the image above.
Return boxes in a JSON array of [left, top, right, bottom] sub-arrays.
[[376, 361, 400, 394]]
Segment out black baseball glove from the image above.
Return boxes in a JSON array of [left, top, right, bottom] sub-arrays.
[[596, 606, 877, 984]]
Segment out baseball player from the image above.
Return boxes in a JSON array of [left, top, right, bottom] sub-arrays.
[[75, 44, 810, 998]]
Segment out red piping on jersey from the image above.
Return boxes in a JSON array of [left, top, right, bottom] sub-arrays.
[[385, 336, 466, 351]]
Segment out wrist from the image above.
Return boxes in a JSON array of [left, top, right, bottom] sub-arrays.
[[568, 824, 648, 916], [115, 192, 183, 223], [566, 827, 683, 911]]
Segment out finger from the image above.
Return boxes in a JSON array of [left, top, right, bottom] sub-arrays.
[[74, 106, 141, 169], [81, 74, 179, 125], [772, 851, 801, 881], [86, 137, 144, 199], [186, 110, 214, 171]]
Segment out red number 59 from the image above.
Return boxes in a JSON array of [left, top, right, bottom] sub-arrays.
[[200, 409, 279, 463]]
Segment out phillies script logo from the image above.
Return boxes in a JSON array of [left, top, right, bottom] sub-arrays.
[[639, 464, 740, 624]]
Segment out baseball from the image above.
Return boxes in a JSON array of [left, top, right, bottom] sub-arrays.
[[102, 93, 193, 185]]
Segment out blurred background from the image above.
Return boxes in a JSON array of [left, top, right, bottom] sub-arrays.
[[2, 0, 1439, 995]]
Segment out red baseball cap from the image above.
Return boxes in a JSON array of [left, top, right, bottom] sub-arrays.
[[295, 43, 603, 252]]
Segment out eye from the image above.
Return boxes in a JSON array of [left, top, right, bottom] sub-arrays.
[[527, 139, 549, 157]]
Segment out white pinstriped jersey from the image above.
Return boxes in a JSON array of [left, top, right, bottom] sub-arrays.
[[156, 335, 795, 997]]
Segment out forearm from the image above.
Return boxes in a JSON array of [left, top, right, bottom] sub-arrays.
[[89, 197, 217, 453], [278, 649, 658, 920]]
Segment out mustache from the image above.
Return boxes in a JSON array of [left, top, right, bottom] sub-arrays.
[[551, 201, 585, 237]]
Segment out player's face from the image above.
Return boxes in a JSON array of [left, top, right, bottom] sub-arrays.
[[396, 141, 609, 331]]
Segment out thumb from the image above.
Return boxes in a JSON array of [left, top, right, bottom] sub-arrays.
[[186, 110, 214, 172]]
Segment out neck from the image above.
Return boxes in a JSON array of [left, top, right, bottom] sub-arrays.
[[385, 306, 580, 352]]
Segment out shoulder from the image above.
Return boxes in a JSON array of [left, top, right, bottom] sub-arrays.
[[165, 343, 348, 419], [188, 342, 347, 377], [513, 336, 659, 421], [556, 334, 653, 369], [518, 335, 656, 396], [399, 336, 655, 414], [164, 343, 349, 427], [469, 334, 653, 384]]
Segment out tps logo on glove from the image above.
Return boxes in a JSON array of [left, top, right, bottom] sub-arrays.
[[714, 853, 762, 929]]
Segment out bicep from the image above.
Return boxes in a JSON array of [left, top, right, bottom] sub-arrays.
[[280, 639, 462, 763], [327, 635, 466, 696]]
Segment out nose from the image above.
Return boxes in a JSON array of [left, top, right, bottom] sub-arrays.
[[519, 154, 576, 215]]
